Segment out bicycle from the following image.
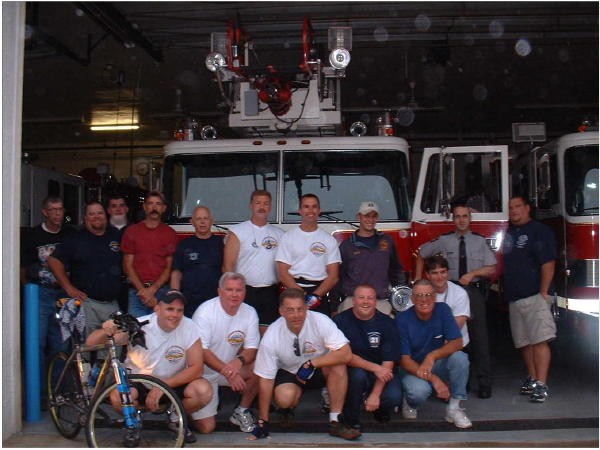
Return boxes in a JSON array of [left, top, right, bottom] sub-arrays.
[[47, 300, 188, 447]]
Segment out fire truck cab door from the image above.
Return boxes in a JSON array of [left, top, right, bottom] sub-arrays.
[[411, 145, 509, 253]]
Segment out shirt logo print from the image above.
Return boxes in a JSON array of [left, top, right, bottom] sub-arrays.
[[516, 235, 529, 249], [164, 346, 185, 363], [227, 330, 246, 346], [310, 242, 327, 257], [262, 236, 279, 250]]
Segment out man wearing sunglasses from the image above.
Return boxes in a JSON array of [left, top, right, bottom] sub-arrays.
[[395, 279, 472, 429], [250, 288, 361, 441]]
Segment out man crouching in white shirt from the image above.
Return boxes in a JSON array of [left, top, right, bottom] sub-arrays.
[[250, 288, 361, 441]]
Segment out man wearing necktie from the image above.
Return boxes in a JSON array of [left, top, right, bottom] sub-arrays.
[[414, 204, 497, 399]]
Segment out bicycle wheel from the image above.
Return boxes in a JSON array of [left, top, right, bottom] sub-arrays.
[[47, 352, 85, 438], [86, 374, 187, 448]]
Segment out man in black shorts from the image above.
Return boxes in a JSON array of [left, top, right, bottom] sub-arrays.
[[250, 288, 360, 441]]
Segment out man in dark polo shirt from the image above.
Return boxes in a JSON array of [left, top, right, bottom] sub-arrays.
[[48, 201, 123, 336]]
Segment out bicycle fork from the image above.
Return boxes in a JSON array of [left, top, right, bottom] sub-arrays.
[[111, 353, 141, 430]]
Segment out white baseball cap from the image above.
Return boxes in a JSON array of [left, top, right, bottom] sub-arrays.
[[358, 201, 379, 215]]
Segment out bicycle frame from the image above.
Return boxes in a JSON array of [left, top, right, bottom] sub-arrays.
[[54, 337, 140, 430]]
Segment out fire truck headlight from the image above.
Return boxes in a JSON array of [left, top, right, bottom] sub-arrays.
[[349, 121, 367, 136], [205, 52, 226, 72], [329, 48, 351, 70], [200, 125, 218, 140]]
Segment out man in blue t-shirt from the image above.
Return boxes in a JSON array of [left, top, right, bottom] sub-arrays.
[[502, 196, 557, 403], [334, 284, 403, 431], [395, 279, 472, 429], [170, 206, 224, 317]]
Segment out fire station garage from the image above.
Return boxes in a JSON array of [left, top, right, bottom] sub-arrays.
[[3, 1, 598, 444]]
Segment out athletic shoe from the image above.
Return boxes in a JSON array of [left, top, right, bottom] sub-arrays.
[[329, 419, 361, 440], [167, 415, 197, 443], [520, 376, 536, 395], [530, 381, 549, 403], [320, 387, 331, 414], [229, 408, 255, 432], [122, 429, 140, 447], [401, 398, 418, 420], [445, 407, 473, 429]]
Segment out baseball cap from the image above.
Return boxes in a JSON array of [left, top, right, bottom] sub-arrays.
[[157, 289, 186, 304], [358, 201, 379, 215]]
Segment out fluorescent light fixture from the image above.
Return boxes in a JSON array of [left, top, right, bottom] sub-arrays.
[[90, 124, 140, 131]]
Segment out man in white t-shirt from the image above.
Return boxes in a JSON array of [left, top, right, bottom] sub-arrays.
[[276, 194, 341, 316], [223, 190, 284, 335], [87, 289, 213, 445], [424, 255, 470, 347], [249, 288, 361, 441], [191, 272, 261, 434]]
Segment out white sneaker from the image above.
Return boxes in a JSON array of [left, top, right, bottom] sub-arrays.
[[229, 408, 255, 432], [445, 407, 472, 428], [401, 398, 418, 420]]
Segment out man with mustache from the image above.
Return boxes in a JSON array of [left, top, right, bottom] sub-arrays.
[[121, 190, 178, 317], [223, 190, 284, 335]]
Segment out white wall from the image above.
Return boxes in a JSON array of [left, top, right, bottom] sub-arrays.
[[2, 1, 25, 440]]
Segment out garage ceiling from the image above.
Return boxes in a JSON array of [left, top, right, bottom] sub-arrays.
[[22, 1, 599, 152]]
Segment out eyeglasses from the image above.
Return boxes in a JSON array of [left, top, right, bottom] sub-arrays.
[[413, 292, 434, 298], [45, 207, 64, 213], [293, 337, 301, 357]]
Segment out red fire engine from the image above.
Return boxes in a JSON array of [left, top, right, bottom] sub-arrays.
[[161, 18, 597, 362]]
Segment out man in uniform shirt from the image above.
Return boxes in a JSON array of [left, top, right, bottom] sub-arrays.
[[223, 190, 284, 335], [333, 284, 403, 431], [250, 288, 361, 441], [276, 194, 341, 316], [337, 201, 405, 316], [415, 204, 496, 399]]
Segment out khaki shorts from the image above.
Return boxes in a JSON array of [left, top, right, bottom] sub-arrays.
[[509, 294, 557, 348]]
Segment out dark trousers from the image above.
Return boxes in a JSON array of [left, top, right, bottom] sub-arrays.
[[464, 284, 492, 387], [343, 367, 403, 427], [296, 278, 331, 316]]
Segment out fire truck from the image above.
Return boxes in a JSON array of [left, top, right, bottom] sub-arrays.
[[161, 18, 597, 361]]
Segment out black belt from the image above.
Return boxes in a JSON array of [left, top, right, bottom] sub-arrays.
[[451, 280, 488, 290], [294, 277, 320, 287]]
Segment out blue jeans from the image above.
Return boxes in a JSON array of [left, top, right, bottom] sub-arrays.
[[343, 366, 404, 426], [127, 285, 171, 318], [38, 286, 70, 398], [401, 351, 469, 408]]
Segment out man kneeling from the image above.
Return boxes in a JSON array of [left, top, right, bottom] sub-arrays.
[[250, 288, 361, 441], [396, 279, 472, 428], [87, 290, 213, 444]]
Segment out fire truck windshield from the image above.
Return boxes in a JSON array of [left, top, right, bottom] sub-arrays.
[[162, 149, 411, 224], [565, 144, 599, 216]]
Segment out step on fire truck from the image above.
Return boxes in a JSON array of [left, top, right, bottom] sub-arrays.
[[161, 18, 597, 364]]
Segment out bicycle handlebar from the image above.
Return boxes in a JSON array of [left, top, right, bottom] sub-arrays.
[[110, 311, 148, 349]]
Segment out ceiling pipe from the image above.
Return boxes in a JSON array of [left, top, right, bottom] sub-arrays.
[[74, 2, 164, 63]]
